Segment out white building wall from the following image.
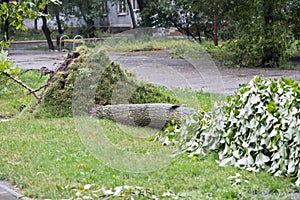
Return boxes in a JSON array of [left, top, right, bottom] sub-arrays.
[[23, 0, 140, 33]]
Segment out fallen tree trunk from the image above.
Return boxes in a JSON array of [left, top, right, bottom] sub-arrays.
[[91, 103, 196, 129]]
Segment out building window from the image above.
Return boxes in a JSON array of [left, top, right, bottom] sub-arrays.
[[117, 0, 126, 14]]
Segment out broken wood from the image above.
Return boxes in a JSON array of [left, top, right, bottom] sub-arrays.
[[91, 103, 195, 129], [3, 72, 41, 100]]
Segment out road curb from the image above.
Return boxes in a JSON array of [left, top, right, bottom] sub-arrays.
[[0, 182, 30, 200]]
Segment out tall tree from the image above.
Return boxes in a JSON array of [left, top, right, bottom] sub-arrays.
[[61, 0, 107, 37], [136, 0, 145, 11], [1, 0, 9, 41], [127, 0, 137, 28], [41, 4, 54, 50], [0, 0, 56, 75], [140, 0, 225, 42], [225, 0, 294, 67]]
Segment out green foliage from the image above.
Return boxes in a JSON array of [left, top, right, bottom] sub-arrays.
[[160, 76, 300, 185], [210, 77, 300, 185], [0, 50, 20, 75], [0, 69, 49, 116], [0, 0, 58, 76], [140, 0, 227, 42], [0, 0, 53, 45], [51, 0, 107, 37], [225, 26, 294, 68], [10, 29, 47, 41], [224, 0, 297, 68], [37, 46, 178, 117]]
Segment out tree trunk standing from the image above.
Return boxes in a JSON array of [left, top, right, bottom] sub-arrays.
[[55, 14, 63, 34], [91, 104, 196, 129], [262, 1, 278, 67], [86, 19, 96, 38], [55, 13, 63, 47], [136, 0, 145, 12], [214, 15, 218, 46], [195, 19, 202, 43], [3, 18, 8, 41], [78, 1, 95, 37], [1, 0, 9, 42], [127, 0, 137, 28], [41, 5, 54, 50], [34, 19, 38, 29]]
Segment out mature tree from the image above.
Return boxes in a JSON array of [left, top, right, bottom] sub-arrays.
[[140, 0, 226, 42], [225, 0, 296, 67], [141, 0, 298, 67], [0, 0, 60, 50], [41, 4, 54, 50], [35, 0, 61, 50], [0, 0, 41, 45], [0, 0, 9, 42], [0, 0, 56, 76], [126, 0, 137, 28], [48, 1, 63, 35], [136, 0, 146, 12], [287, 0, 300, 39], [60, 0, 107, 37]]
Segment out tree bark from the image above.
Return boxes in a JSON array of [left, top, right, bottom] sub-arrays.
[[55, 13, 63, 34], [3, 17, 9, 41], [2, 72, 41, 99], [34, 19, 38, 29], [1, 0, 9, 41], [41, 5, 55, 50], [127, 0, 137, 28], [262, 0, 278, 67], [136, 0, 145, 12], [91, 103, 195, 129]]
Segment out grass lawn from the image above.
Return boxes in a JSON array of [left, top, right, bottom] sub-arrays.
[[0, 70, 299, 199], [0, 116, 298, 199], [1, 38, 300, 199], [0, 70, 49, 117]]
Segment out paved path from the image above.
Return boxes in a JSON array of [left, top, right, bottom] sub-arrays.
[[8, 50, 65, 70], [9, 50, 300, 95], [0, 182, 30, 200], [111, 51, 300, 95]]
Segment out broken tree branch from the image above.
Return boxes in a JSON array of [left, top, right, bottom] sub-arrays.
[[2, 72, 41, 100]]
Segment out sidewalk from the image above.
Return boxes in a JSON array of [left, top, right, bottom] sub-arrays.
[[0, 182, 30, 200]]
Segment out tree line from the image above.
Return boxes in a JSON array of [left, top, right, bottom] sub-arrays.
[[1, 0, 300, 68]]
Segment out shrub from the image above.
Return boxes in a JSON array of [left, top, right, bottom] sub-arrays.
[[161, 76, 300, 185]]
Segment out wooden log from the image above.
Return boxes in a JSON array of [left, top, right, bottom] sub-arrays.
[[91, 103, 196, 129]]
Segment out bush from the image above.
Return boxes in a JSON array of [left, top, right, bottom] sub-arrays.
[[161, 76, 300, 185], [36, 46, 178, 117]]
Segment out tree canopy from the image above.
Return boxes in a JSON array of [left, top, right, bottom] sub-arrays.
[[0, 0, 60, 48], [140, 0, 300, 67], [0, 0, 59, 75]]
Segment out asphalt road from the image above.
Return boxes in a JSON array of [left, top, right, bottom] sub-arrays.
[[0, 182, 29, 200], [9, 50, 300, 95]]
